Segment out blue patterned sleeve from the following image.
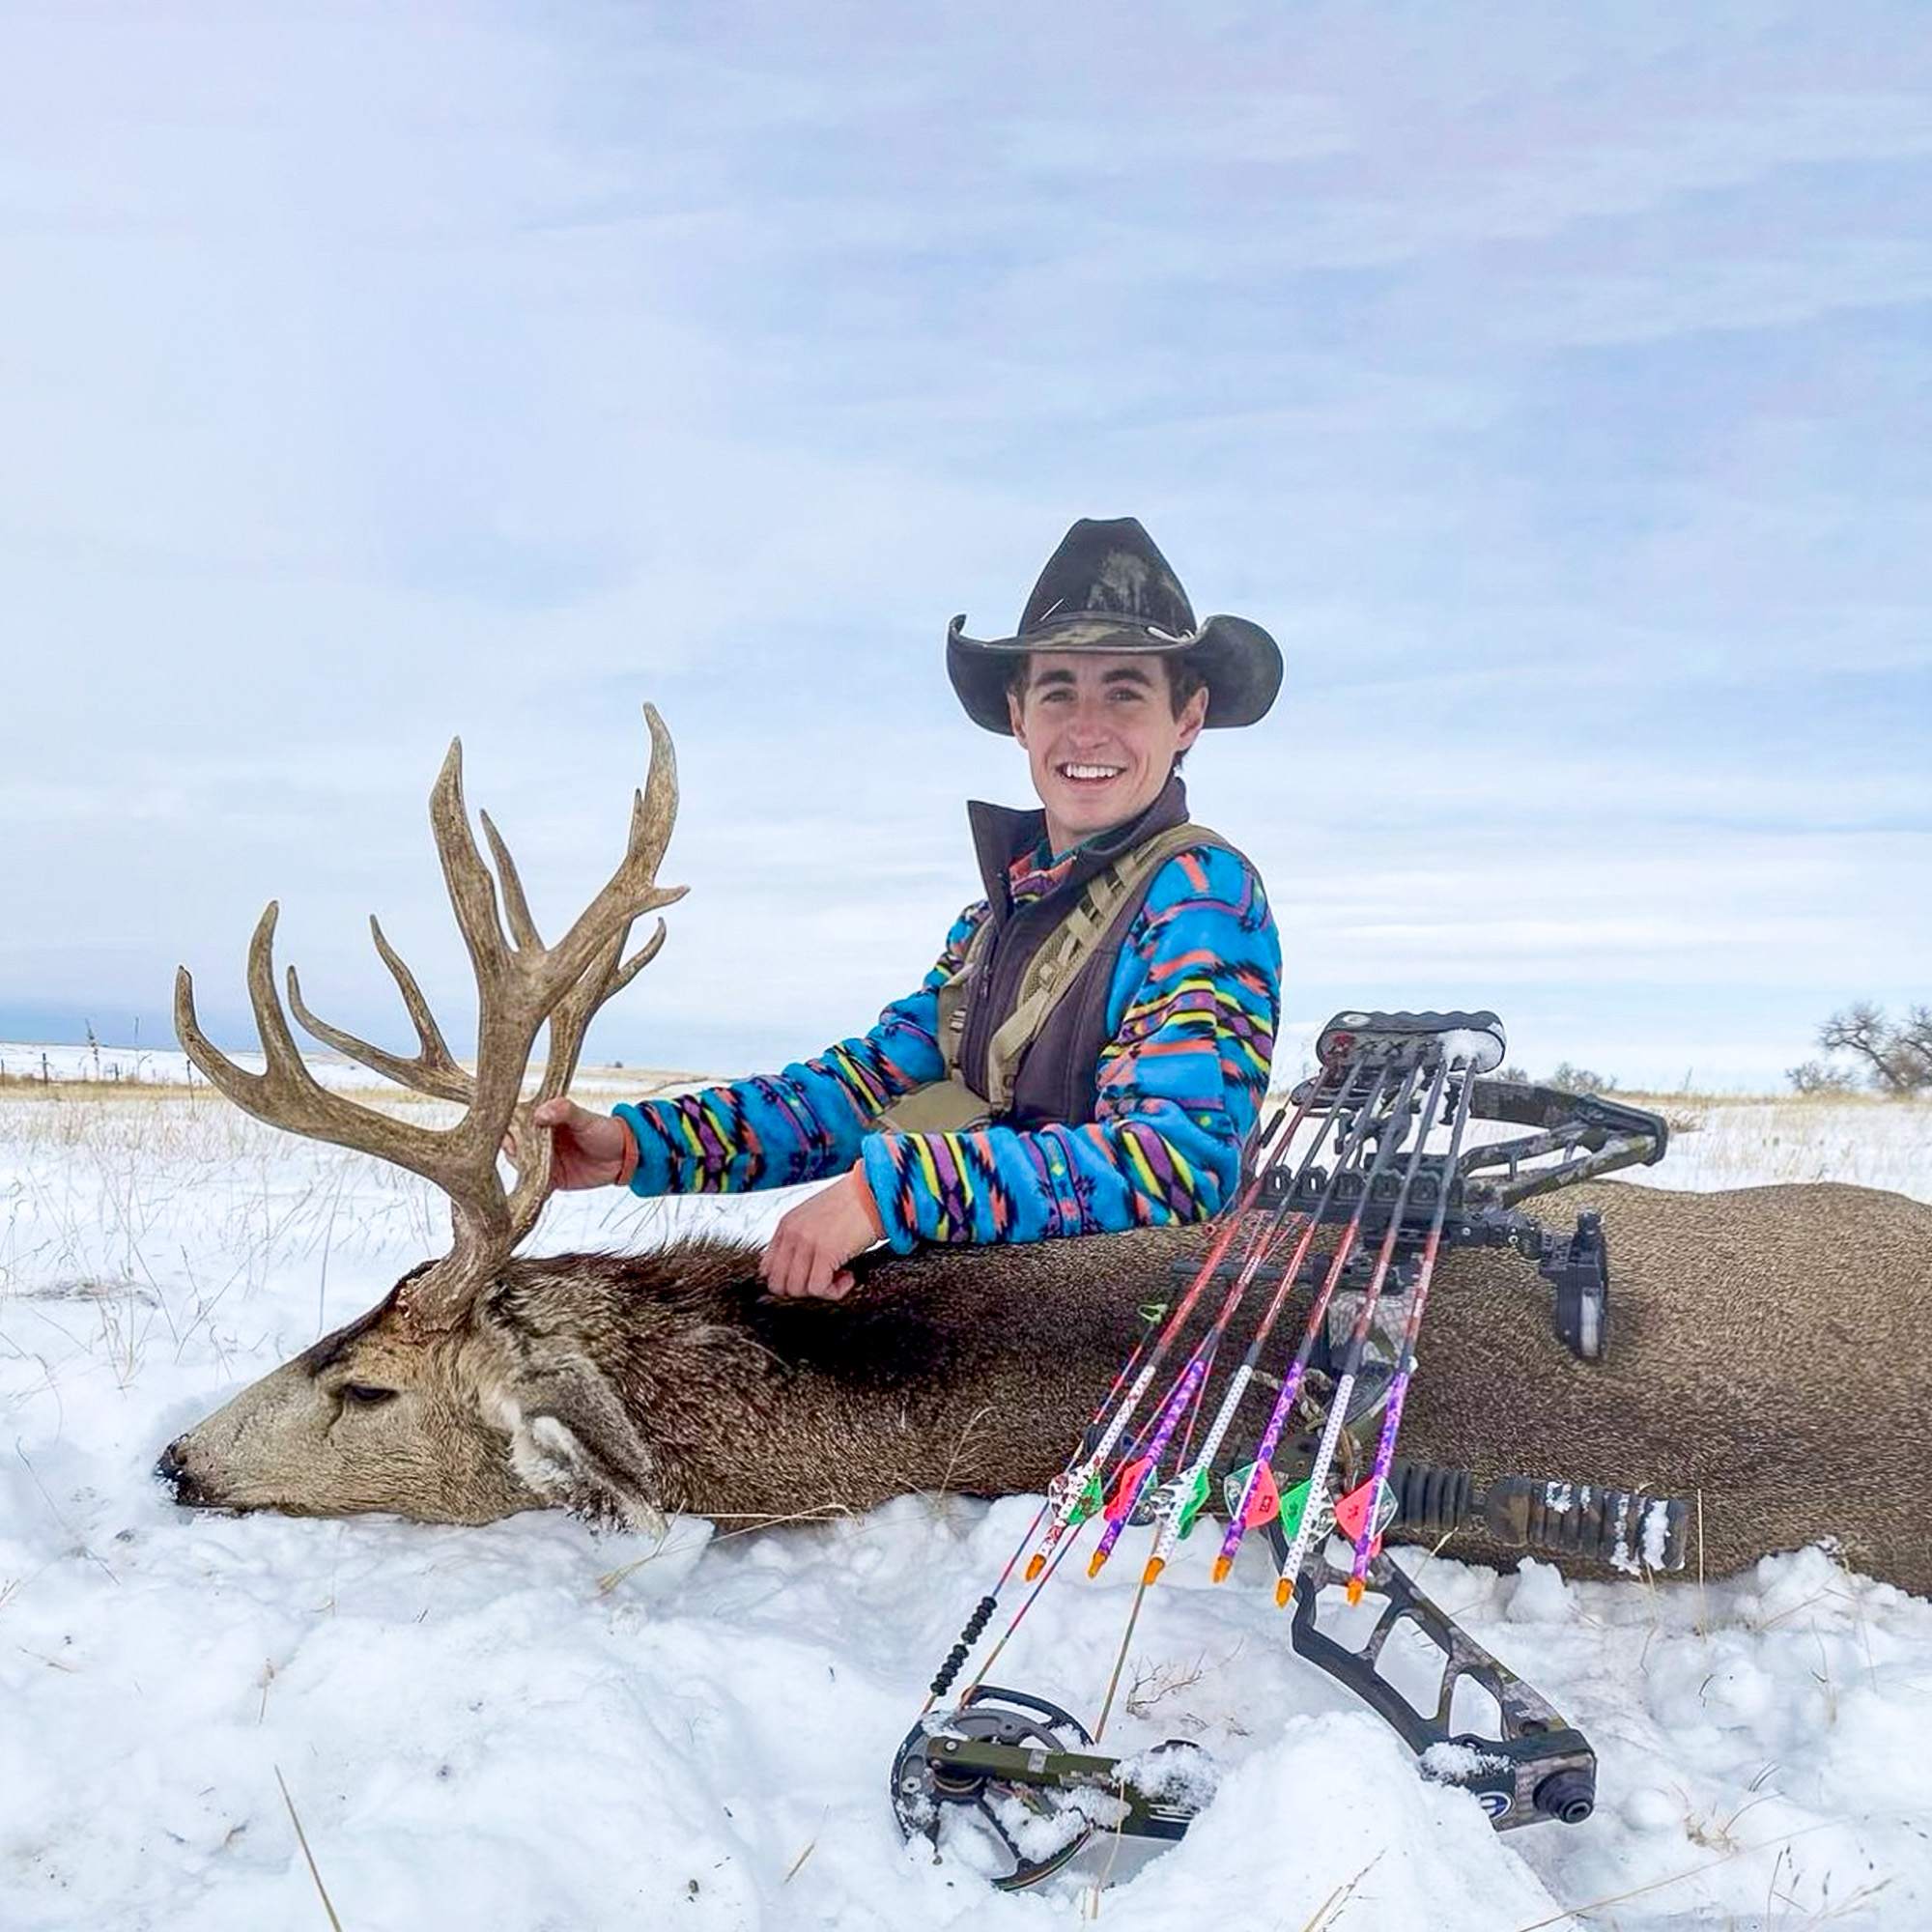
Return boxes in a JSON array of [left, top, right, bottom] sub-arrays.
[[614, 905, 986, 1196], [861, 846, 1280, 1249]]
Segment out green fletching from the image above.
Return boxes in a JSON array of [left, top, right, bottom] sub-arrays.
[[1279, 1478, 1316, 1545], [1172, 1466, 1214, 1539]]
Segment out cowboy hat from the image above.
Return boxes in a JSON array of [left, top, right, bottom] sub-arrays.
[[946, 517, 1282, 734]]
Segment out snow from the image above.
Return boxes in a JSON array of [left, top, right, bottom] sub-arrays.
[[1420, 1740, 1511, 1781], [4, 1069, 1931, 1929], [1438, 1026, 1506, 1075], [1461, 1093, 1932, 1202]]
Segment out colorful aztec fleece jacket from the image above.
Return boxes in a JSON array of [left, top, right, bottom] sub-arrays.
[[614, 838, 1280, 1250]]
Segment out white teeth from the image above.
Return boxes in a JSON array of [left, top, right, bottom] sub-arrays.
[[1061, 763, 1122, 781]]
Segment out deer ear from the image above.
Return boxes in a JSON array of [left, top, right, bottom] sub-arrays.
[[506, 1364, 668, 1540]]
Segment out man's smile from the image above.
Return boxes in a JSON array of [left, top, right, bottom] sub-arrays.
[[1058, 762, 1124, 782]]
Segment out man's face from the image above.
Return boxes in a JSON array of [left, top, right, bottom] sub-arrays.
[[1007, 651, 1208, 853]]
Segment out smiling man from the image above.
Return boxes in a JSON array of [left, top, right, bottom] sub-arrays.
[[536, 519, 1283, 1297]]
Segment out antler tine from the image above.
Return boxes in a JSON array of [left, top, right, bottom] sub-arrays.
[[516, 709, 685, 1005], [175, 918, 281, 1119], [372, 914, 472, 1094], [539, 929, 633, 1098], [480, 810, 543, 953], [499, 709, 686, 1023], [280, 917, 473, 1106], [607, 916, 669, 1003], [626, 704, 683, 898], [501, 925, 629, 1241], [174, 906, 510, 1261], [500, 912, 668, 1244], [426, 740, 513, 986]]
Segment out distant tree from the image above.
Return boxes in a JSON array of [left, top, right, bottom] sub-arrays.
[[1547, 1063, 1617, 1095], [1785, 1059, 1861, 1096], [1809, 1002, 1932, 1095]]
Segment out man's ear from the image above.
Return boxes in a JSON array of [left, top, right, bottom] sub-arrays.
[[1007, 684, 1029, 742], [1174, 684, 1208, 752], [505, 1362, 668, 1539]]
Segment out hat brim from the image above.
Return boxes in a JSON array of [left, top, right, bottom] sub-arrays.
[[947, 611, 1283, 735]]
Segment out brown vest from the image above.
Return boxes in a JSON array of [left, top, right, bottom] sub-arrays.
[[953, 778, 1229, 1128]]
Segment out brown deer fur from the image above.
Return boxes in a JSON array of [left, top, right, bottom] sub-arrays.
[[160, 1176, 1932, 1596]]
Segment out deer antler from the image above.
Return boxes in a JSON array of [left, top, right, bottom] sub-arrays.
[[176, 704, 685, 1333]]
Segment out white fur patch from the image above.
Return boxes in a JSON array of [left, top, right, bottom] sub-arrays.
[[508, 1411, 667, 1541], [511, 1413, 583, 1493]]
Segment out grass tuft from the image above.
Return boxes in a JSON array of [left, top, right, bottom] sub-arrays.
[[274, 1766, 345, 1931]]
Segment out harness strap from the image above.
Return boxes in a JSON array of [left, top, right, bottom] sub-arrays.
[[873, 822, 1227, 1136]]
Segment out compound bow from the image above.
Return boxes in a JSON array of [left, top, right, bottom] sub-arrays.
[[894, 1009, 1679, 1888]]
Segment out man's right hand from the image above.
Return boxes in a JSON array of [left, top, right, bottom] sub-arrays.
[[524, 1097, 639, 1190]]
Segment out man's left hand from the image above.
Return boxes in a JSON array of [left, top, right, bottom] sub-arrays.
[[759, 1166, 886, 1300]]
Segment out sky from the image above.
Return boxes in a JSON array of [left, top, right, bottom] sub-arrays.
[[2, 1, 1928, 1091]]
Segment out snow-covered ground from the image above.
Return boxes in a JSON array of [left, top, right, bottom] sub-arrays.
[[3, 1062, 1929, 1931]]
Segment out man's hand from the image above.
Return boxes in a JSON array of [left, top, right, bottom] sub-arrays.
[[522, 1097, 639, 1191], [760, 1166, 886, 1300]]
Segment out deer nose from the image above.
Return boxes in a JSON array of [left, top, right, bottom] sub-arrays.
[[156, 1437, 202, 1503]]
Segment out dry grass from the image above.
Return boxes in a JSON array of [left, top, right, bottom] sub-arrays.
[[0, 1059, 716, 1393], [0, 1080, 462, 1395], [1641, 1095, 1930, 1195], [0, 1059, 706, 1104], [0, 1074, 204, 1100]]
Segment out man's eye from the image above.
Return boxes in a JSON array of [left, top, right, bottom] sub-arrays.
[[340, 1384, 398, 1408]]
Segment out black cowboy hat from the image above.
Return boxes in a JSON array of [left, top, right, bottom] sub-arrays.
[[946, 517, 1283, 735]]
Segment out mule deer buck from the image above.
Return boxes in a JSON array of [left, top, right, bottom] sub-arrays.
[[159, 711, 1932, 1601]]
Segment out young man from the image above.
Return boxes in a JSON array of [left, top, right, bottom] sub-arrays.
[[535, 518, 1283, 1299]]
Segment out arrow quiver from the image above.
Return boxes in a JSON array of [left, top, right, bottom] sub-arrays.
[[895, 1008, 1687, 1889]]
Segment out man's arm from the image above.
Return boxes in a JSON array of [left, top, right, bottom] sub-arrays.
[[862, 845, 1279, 1246], [589, 901, 986, 1198], [533, 903, 987, 1297]]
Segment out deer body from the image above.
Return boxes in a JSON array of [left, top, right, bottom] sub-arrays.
[[162, 1177, 1932, 1597]]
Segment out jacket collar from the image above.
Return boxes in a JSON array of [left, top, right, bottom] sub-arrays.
[[966, 776, 1192, 923]]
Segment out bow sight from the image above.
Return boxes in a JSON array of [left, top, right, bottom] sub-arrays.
[[894, 1009, 1681, 1889]]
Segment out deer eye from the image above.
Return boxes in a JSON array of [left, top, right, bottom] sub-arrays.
[[340, 1383, 399, 1408]]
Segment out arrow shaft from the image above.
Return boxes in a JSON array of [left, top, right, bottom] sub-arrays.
[[1275, 1059, 1456, 1591], [1345, 1063, 1483, 1588], [1216, 1058, 1425, 1572], [1020, 1089, 1326, 1576]]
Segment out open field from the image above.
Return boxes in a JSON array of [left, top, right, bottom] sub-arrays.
[[1508, 1090, 1932, 1199], [3, 1057, 1929, 1930]]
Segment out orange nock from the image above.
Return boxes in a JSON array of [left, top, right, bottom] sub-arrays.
[[1274, 1577, 1295, 1608], [1210, 1554, 1233, 1585], [1141, 1556, 1166, 1587], [1345, 1577, 1365, 1605], [1023, 1553, 1046, 1583], [1087, 1547, 1112, 1579]]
